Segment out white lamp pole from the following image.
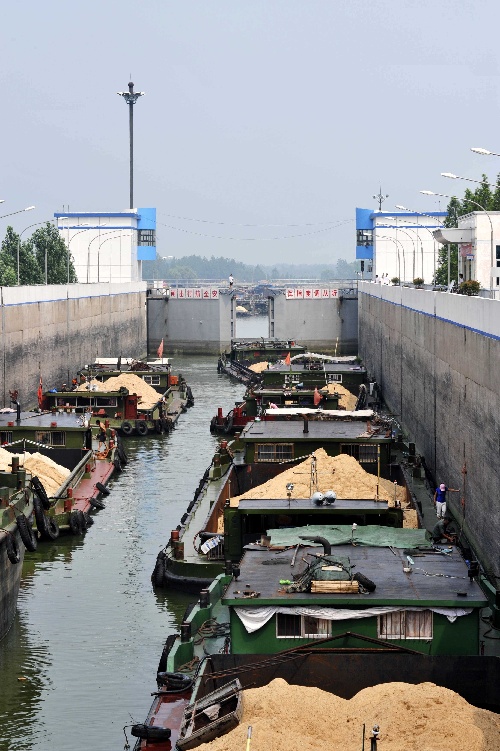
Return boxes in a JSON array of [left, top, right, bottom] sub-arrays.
[[395, 205, 445, 280], [422, 188, 494, 291]]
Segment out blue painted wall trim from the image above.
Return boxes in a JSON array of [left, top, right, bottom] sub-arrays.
[[137, 246, 156, 260], [137, 207, 156, 230], [356, 245, 373, 259], [57, 225, 139, 231], [54, 212, 140, 219], [370, 211, 447, 219], [360, 290, 500, 343], [356, 208, 374, 230]]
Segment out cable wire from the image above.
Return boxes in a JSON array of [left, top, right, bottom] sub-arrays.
[[156, 218, 352, 241]]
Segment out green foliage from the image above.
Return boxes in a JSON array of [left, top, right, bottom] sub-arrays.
[[25, 223, 77, 284], [413, 277, 424, 286], [459, 280, 480, 296], [391, 277, 400, 285], [436, 174, 500, 286], [0, 223, 77, 286]]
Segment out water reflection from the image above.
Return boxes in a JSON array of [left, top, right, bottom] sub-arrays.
[[0, 353, 245, 751]]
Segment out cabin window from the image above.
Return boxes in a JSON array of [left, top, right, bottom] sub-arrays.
[[256, 443, 294, 462], [276, 614, 330, 639], [1, 431, 13, 445], [284, 374, 300, 384], [94, 397, 118, 407], [341, 443, 378, 463], [143, 375, 161, 386], [378, 610, 433, 640], [326, 374, 342, 383], [35, 431, 66, 447]]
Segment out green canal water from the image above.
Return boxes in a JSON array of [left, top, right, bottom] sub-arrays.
[[0, 316, 267, 751]]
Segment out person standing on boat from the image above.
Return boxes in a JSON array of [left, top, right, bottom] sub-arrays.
[[228, 273, 234, 288], [313, 387, 322, 406], [434, 483, 459, 519], [96, 420, 107, 452]]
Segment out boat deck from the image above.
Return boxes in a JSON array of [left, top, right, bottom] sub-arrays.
[[224, 545, 488, 607]]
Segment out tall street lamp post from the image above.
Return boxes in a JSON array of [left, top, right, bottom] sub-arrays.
[[378, 234, 405, 282], [395, 205, 445, 281], [117, 82, 145, 209], [421, 188, 494, 291]]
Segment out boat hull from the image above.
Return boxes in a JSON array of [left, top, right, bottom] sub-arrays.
[[0, 528, 26, 641]]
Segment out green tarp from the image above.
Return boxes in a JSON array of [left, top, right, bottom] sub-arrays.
[[266, 524, 431, 549]]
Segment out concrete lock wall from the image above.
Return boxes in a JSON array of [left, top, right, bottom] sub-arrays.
[[271, 292, 358, 355], [147, 292, 233, 355], [358, 282, 500, 577], [1, 282, 146, 408]]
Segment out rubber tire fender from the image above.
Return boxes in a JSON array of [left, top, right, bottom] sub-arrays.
[[33, 496, 49, 536], [16, 514, 37, 552], [96, 482, 110, 496], [152, 557, 164, 588], [78, 510, 88, 532], [162, 418, 172, 433], [89, 497, 106, 510], [353, 572, 376, 592], [136, 420, 148, 436], [121, 421, 134, 436], [223, 416, 234, 434], [113, 457, 122, 472], [83, 512, 94, 527], [44, 517, 60, 540], [155, 419, 163, 434], [31, 476, 50, 510], [69, 510, 83, 536], [209, 416, 217, 434], [156, 672, 193, 691], [117, 443, 128, 465], [6, 533, 21, 564], [130, 725, 172, 741]]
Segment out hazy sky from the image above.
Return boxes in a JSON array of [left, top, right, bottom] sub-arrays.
[[2, 0, 500, 266]]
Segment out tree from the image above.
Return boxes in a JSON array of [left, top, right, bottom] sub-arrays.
[[25, 223, 77, 284], [434, 177, 494, 285], [0, 226, 42, 285]]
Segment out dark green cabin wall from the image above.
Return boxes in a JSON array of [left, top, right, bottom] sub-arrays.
[[230, 611, 479, 656], [244, 442, 392, 471]]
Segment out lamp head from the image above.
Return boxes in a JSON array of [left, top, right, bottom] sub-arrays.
[[441, 172, 457, 179], [471, 147, 491, 155]]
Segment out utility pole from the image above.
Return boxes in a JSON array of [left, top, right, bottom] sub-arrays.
[[373, 187, 389, 212], [117, 81, 145, 209]]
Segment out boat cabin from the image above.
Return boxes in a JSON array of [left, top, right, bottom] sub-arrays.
[[245, 386, 340, 413], [237, 420, 392, 472], [224, 534, 487, 656], [224, 339, 306, 365], [260, 360, 366, 389], [0, 411, 92, 466], [223, 497, 404, 561], [79, 357, 173, 394]]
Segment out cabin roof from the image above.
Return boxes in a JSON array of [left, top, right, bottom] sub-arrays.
[[223, 543, 487, 608], [236, 498, 389, 513], [241, 420, 390, 442], [266, 363, 366, 374], [0, 411, 88, 429]]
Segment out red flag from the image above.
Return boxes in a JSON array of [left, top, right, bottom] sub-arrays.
[[284, 352, 291, 366], [157, 339, 164, 359], [37, 376, 43, 408]]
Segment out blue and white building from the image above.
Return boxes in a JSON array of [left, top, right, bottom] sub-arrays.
[[356, 208, 447, 284], [54, 208, 156, 283]]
